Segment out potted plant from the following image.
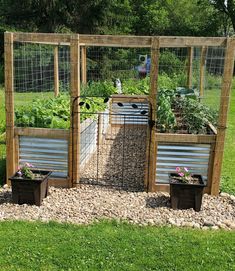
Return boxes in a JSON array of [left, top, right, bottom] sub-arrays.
[[9, 163, 51, 206], [169, 167, 206, 212]]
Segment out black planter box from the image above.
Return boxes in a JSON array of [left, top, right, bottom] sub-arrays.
[[169, 173, 206, 212], [9, 170, 51, 206]]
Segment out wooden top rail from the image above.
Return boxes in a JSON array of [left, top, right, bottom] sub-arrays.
[[111, 94, 149, 103], [155, 133, 216, 144], [11, 32, 232, 48], [14, 127, 69, 139]]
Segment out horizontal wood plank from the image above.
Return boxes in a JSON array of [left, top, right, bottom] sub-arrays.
[[48, 178, 69, 187], [13, 32, 71, 44], [112, 95, 149, 103], [12, 32, 231, 48], [15, 127, 69, 139], [155, 133, 216, 143]]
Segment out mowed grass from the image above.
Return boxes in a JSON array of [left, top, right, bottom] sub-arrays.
[[0, 220, 234, 271], [222, 84, 235, 194]]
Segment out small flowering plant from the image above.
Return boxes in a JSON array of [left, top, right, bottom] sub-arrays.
[[16, 163, 35, 179], [175, 167, 192, 183]]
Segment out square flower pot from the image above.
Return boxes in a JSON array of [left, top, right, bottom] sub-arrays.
[[9, 170, 52, 206], [169, 173, 206, 212]]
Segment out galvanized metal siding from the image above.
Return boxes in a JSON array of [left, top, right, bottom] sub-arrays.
[[19, 136, 68, 178], [111, 102, 148, 125], [101, 110, 109, 135], [156, 143, 210, 184], [80, 118, 97, 166]]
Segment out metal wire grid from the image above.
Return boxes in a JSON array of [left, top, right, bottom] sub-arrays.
[[13, 42, 71, 129], [79, 110, 147, 190]]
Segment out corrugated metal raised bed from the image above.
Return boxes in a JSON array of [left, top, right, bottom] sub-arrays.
[[156, 143, 211, 184], [153, 133, 216, 193], [19, 136, 68, 178]]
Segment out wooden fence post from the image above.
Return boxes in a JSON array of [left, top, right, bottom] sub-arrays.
[[5, 32, 15, 185], [70, 34, 81, 187], [54, 46, 59, 97], [145, 37, 160, 192], [81, 46, 87, 84], [199, 46, 207, 97], [187, 47, 193, 89], [211, 38, 235, 195]]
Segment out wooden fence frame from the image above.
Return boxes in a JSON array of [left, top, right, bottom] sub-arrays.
[[5, 32, 235, 194]]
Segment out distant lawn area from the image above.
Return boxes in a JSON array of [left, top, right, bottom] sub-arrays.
[[0, 220, 234, 271], [0, 85, 234, 194], [222, 85, 235, 194]]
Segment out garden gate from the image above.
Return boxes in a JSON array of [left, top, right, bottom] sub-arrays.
[[77, 95, 149, 190]]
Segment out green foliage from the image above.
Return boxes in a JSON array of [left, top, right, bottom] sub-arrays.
[[17, 163, 34, 179], [81, 80, 116, 97], [122, 77, 150, 95], [157, 88, 177, 132], [159, 50, 185, 75], [14, 80, 113, 129], [175, 96, 218, 134], [0, 64, 4, 84], [15, 94, 70, 129]]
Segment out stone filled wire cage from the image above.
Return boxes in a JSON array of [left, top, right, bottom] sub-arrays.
[[4, 33, 235, 194]]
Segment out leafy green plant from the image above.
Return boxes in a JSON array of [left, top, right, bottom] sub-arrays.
[[174, 96, 218, 134], [16, 163, 34, 179], [156, 88, 177, 132], [15, 94, 70, 129], [122, 77, 150, 95], [15, 91, 109, 129], [81, 80, 116, 97]]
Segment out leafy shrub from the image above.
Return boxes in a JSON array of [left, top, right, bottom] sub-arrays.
[[15, 94, 70, 129], [159, 50, 185, 76], [15, 92, 109, 129], [14, 78, 218, 134], [122, 77, 150, 95], [157, 89, 176, 132], [81, 80, 116, 97], [174, 96, 218, 134], [0, 64, 4, 84]]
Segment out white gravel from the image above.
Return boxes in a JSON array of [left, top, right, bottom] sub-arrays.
[[0, 185, 234, 230]]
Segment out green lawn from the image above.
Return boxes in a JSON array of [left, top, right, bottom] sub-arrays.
[[222, 85, 235, 194], [0, 220, 234, 271]]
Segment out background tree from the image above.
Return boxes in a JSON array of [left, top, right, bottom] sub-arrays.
[[208, 0, 235, 33]]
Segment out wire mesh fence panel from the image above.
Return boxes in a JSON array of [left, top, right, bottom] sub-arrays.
[[84, 46, 151, 95], [79, 107, 147, 190], [155, 46, 224, 135], [12, 42, 71, 178], [13, 42, 71, 129]]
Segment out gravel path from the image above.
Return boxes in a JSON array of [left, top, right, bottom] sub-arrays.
[[0, 185, 234, 230], [80, 126, 147, 189]]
